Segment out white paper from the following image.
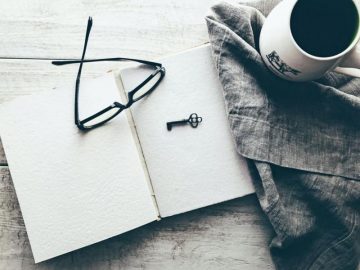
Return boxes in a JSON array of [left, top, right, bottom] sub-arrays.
[[0, 74, 158, 262], [120, 45, 255, 217]]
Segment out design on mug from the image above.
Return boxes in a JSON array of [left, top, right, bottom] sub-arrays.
[[266, 51, 301, 76]]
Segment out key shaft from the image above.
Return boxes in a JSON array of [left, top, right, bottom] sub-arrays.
[[166, 119, 188, 131]]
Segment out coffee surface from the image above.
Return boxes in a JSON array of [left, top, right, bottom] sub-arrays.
[[291, 0, 359, 57]]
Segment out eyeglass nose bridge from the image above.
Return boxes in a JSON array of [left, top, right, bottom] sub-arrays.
[[113, 101, 127, 109], [113, 99, 134, 110]]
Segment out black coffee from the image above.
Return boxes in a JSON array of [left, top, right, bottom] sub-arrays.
[[290, 0, 359, 57]]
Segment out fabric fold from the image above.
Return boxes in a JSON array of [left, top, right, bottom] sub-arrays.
[[206, 1, 360, 269], [206, 1, 360, 181]]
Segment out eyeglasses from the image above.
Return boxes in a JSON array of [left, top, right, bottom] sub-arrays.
[[52, 17, 166, 130]]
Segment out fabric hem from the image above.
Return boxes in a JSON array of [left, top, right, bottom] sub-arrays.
[[230, 115, 360, 181]]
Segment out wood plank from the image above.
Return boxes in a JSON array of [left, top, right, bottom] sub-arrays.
[[0, 167, 274, 269], [0, 59, 127, 103], [0, 0, 276, 266], [0, 0, 214, 59]]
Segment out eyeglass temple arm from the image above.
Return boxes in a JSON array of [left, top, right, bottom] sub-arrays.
[[75, 16, 93, 128], [52, 57, 162, 68]]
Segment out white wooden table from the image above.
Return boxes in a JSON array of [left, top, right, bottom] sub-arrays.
[[0, 1, 275, 269]]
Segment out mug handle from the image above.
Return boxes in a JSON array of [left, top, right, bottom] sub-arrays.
[[334, 44, 360, 77]]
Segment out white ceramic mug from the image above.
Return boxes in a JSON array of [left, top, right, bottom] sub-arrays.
[[259, 0, 360, 81]]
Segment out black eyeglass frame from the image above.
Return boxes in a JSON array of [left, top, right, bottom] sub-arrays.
[[52, 17, 166, 130]]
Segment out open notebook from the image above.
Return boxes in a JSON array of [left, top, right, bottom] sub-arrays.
[[0, 45, 254, 263]]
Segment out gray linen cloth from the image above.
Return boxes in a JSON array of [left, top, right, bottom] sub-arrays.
[[206, 1, 360, 269]]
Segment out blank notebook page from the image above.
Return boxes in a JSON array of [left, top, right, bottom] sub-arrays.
[[120, 45, 255, 218], [0, 73, 158, 262]]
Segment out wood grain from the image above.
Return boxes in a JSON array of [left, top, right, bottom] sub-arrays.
[[0, 0, 276, 268], [0, 167, 274, 270], [0, 0, 214, 59]]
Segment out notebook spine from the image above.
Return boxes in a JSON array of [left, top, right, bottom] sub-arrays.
[[113, 71, 161, 219]]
